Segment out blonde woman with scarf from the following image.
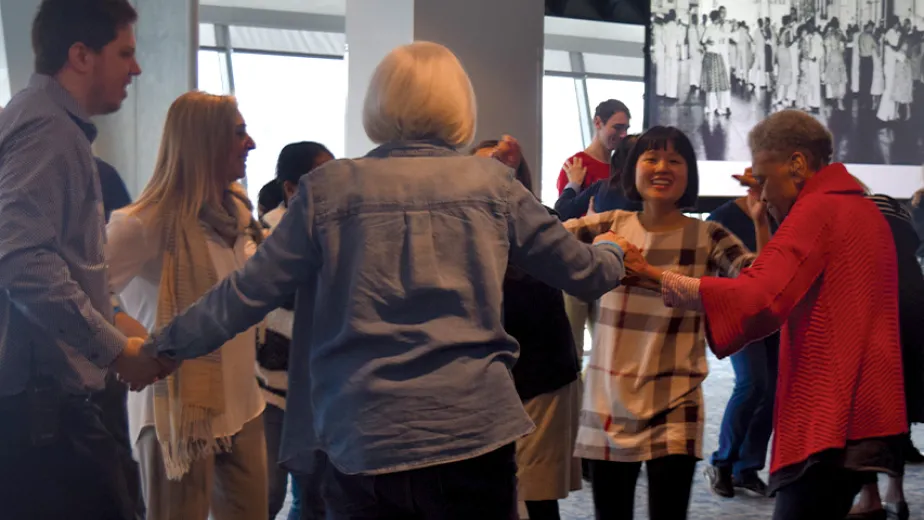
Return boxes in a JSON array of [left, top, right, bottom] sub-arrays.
[[106, 91, 266, 519]]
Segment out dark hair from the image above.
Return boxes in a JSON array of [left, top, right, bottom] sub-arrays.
[[258, 180, 284, 216], [275, 141, 333, 187], [470, 139, 533, 193], [710, 10, 721, 23], [621, 126, 699, 210], [32, 0, 138, 76], [594, 99, 631, 124]]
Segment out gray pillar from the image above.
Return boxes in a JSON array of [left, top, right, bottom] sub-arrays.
[[94, 0, 197, 197], [0, 0, 41, 99], [345, 0, 544, 191]]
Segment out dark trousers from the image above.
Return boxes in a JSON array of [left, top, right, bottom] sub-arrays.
[[860, 56, 874, 106], [772, 463, 869, 520], [0, 390, 137, 520], [711, 338, 778, 477], [265, 404, 327, 520], [321, 444, 517, 520], [588, 455, 698, 520], [91, 374, 144, 518]]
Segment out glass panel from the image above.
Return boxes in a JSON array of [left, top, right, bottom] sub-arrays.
[[543, 49, 572, 73], [585, 78, 646, 131], [199, 23, 217, 48], [229, 26, 346, 57], [541, 75, 584, 206], [230, 52, 347, 204], [197, 50, 228, 95]]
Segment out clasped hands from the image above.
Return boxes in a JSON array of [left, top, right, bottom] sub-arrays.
[[111, 337, 178, 391], [593, 231, 661, 292]]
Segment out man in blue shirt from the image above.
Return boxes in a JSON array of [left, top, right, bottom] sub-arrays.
[[0, 1, 165, 518]]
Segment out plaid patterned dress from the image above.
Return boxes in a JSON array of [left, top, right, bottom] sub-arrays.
[[565, 210, 754, 463]]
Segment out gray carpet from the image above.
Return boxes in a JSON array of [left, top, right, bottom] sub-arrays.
[[279, 350, 924, 519]]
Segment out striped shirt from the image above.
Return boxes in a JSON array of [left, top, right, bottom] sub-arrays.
[[565, 210, 754, 462], [0, 74, 126, 396]]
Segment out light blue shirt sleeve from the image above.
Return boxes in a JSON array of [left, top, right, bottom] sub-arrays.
[[0, 118, 126, 367], [505, 176, 625, 301], [148, 178, 321, 360]]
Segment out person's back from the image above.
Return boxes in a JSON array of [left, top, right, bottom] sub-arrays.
[[296, 143, 603, 472]]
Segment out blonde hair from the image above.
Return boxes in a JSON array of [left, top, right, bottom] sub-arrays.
[[363, 41, 476, 147], [129, 91, 240, 231]]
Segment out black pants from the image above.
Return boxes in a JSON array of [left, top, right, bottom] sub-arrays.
[[772, 463, 869, 520], [321, 444, 517, 520], [91, 374, 144, 518], [860, 56, 873, 106], [0, 391, 136, 520], [588, 455, 698, 520]]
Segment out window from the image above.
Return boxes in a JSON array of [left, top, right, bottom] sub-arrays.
[[541, 75, 585, 206], [585, 78, 646, 132], [230, 52, 347, 203], [197, 50, 229, 95]]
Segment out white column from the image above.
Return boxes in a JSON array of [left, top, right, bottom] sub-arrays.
[[345, 0, 545, 191], [94, 0, 197, 197], [0, 0, 41, 99]]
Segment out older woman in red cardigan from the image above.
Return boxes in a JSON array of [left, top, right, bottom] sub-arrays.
[[624, 110, 907, 520]]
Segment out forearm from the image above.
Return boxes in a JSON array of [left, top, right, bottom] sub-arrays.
[[659, 270, 703, 311]]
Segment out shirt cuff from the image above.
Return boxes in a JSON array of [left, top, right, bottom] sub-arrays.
[[91, 319, 129, 368], [593, 240, 625, 259], [661, 270, 703, 311], [565, 182, 583, 194]]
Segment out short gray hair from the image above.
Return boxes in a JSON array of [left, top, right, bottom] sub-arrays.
[[363, 41, 476, 148], [748, 110, 833, 170]]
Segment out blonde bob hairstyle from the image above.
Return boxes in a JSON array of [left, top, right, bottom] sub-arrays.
[[363, 41, 477, 148], [129, 91, 240, 232]]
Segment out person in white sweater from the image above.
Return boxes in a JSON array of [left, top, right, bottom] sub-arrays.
[[107, 91, 266, 520], [259, 141, 334, 520]]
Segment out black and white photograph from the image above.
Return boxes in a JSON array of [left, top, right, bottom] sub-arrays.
[[647, 0, 924, 165]]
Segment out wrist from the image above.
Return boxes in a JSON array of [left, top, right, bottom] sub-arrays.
[[645, 266, 665, 282]]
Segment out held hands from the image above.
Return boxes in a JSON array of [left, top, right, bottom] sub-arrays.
[[593, 231, 660, 292], [112, 337, 177, 391], [732, 168, 768, 223], [491, 135, 523, 170], [563, 157, 587, 186]]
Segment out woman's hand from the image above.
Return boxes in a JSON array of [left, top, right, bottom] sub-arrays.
[[733, 168, 768, 223], [594, 232, 660, 289], [563, 157, 587, 186], [491, 135, 522, 170]]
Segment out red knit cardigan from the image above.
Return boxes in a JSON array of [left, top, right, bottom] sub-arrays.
[[700, 164, 907, 475]]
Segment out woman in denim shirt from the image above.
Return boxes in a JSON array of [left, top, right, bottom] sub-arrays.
[[137, 41, 636, 520]]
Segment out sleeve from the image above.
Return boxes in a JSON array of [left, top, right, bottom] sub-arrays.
[[147, 178, 322, 361], [106, 212, 157, 295], [505, 178, 625, 302], [554, 180, 601, 220], [0, 120, 126, 367], [698, 196, 830, 358], [706, 221, 757, 278]]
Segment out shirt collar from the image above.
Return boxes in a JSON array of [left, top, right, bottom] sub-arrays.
[[29, 74, 98, 142]]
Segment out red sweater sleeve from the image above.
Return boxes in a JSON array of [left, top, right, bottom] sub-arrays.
[[700, 195, 830, 358]]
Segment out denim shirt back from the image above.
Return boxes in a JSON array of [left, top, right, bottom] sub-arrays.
[[151, 141, 627, 475]]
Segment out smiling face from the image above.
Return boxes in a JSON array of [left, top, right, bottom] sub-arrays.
[[595, 111, 630, 153], [635, 143, 689, 206], [226, 112, 256, 183]]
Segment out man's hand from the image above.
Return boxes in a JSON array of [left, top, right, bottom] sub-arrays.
[[114, 312, 148, 340], [112, 337, 176, 391]]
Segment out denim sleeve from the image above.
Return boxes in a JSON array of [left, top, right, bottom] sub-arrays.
[[0, 118, 126, 367], [506, 177, 625, 301], [148, 180, 321, 361]]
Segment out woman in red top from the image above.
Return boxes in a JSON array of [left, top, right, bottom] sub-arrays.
[[624, 110, 907, 520]]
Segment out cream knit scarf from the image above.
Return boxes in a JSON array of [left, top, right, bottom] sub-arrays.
[[153, 183, 262, 480]]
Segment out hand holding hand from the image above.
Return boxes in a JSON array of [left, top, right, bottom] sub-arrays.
[[112, 337, 177, 391], [733, 168, 768, 223], [563, 157, 587, 186], [491, 135, 522, 170]]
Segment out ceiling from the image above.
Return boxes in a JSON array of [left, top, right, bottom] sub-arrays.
[[201, 0, 346, 15]]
